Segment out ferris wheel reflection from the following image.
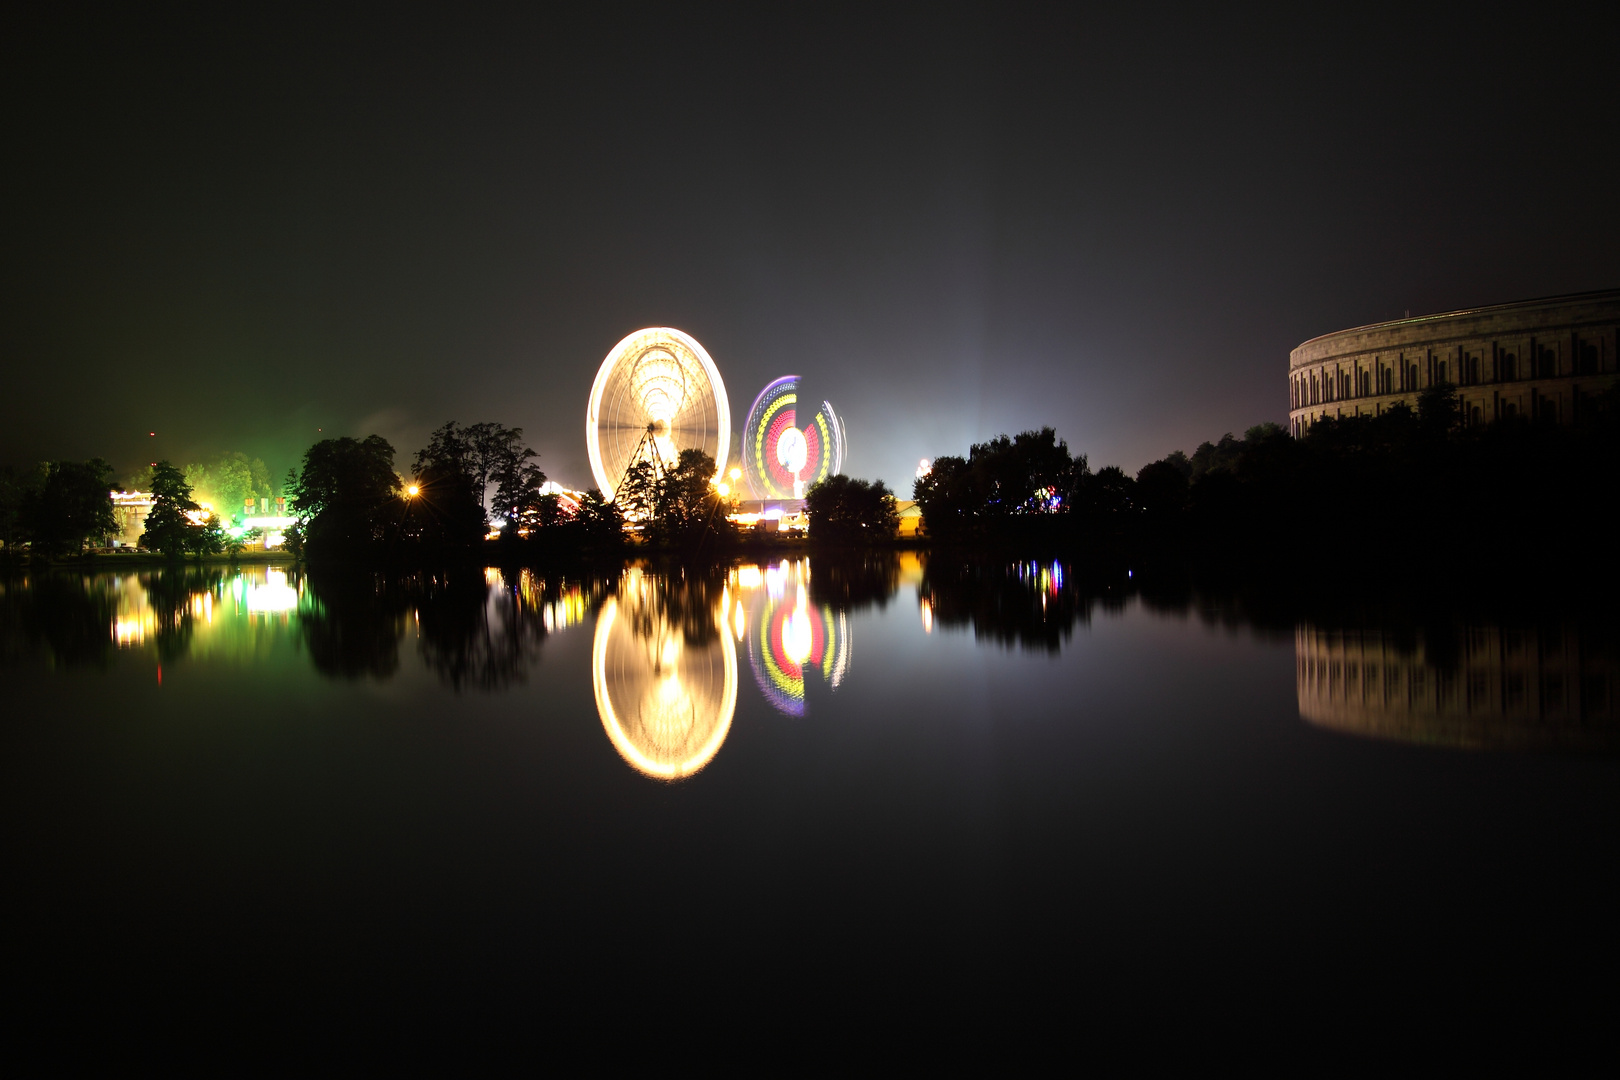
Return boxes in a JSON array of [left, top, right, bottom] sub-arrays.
[[591, 568, 737, 780], [730, 559, 850, 717]]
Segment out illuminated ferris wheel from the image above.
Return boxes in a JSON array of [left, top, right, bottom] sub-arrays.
[[741, 375, 847, 500], [586, 328, 731, 501]]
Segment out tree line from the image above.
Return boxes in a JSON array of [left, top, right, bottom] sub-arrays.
[[20, 377, 1601, 569], [284, 425, 904, 562], [911, 382, 1620, 572]]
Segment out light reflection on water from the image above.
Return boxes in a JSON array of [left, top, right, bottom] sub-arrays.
[[6, 558, 1620, 760], [1297, 622, 1620, 752], [591, 567, 736, 780], [5, 556, 1620, 1031]]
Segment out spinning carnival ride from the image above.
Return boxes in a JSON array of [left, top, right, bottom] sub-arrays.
[[741, 376, 847, 500], [586, 328, 731, 500]]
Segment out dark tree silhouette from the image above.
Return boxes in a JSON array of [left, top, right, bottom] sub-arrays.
[[804, 475, 899, 542], [287, 436, 402, 559], [140, 461, 202, 559], [21, 458, 117, 558], [913, 428, 1088, 543], [619, 448, 732, 548], [573, 491, 626, 549]]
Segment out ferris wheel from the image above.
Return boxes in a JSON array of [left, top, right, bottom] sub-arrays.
[[741, 375, 847, 500], [585, 328, 731, 501]]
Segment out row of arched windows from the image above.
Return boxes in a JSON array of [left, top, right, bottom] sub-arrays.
[[1291, 332, 1614, 411]]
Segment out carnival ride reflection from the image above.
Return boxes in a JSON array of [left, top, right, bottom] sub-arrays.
[[592, 573, 737, 780], [732, 560, 849, 717], [1297, 623, 1620, 753]]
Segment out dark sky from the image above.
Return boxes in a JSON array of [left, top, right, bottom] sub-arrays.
[[5, 5, 1617, 490]]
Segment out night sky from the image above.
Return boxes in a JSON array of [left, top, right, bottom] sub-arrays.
[[5, 6, 1617, 491]]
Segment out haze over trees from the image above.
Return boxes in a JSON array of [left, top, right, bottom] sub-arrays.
[[182, 453, 274, 518]]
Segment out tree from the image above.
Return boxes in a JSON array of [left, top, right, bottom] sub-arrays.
[[1418, 380, 1462, 434], [533, 493, 569, 528], [411, 421, 546, 546], [617, 449, 731, 547], [183, 452, 275, 521], [140, 461, 202, 558], [614, 459, 660, 525], [0, 464, 40, 553], [414, 421, 543, 524], [573, 491, 625, 549], [287, 436, 402, 557], [1134, 459, 1190, 518], [184, 513, 228, 557], [21, 458, 118, 558], [491, 453, 547, 538], [912, 454, 977, 538], [805, 475, 899, 543], [912, 428, 1087, 539]]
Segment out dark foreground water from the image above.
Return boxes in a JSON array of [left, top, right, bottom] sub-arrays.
[[4, 556, 1618, 1055]]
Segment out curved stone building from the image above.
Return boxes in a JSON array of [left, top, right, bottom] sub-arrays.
[[1289, 290, 1620, 436]]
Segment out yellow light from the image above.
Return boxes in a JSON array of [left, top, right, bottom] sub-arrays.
[[407, 485, 420, 497], [782, 585, 813, 665], [716, 482, 730, 497], [729, 468, 741, 481]]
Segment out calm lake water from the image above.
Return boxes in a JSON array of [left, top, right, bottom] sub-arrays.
[[4, 556, 1618, 1047]]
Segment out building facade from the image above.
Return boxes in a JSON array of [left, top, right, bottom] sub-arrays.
[[110, 490, 154, 548], [1288, 290, 1620, 437]]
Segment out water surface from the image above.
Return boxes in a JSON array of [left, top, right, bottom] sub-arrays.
[[4, 557, 1617, 1044]]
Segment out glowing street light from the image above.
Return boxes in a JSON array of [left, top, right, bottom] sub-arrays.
[[406, 485, 420, 497], [716, 482, 730, 497]]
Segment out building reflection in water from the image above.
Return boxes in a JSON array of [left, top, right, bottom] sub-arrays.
[[1297, 623, 1619, 752], [592, 567, 737, 780], [731, 559, 850, 717]]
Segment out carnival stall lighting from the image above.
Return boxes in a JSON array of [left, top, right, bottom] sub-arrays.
[[740, 376, 847, 500], [537, 481, 583, 515], [586, 327, 731, 502]]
